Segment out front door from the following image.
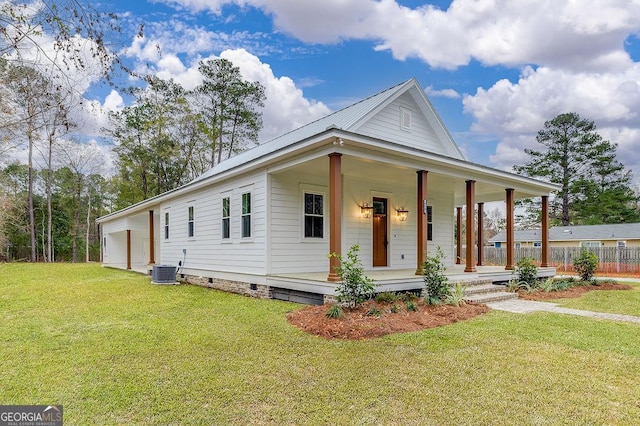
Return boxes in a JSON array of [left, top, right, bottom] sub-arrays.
[[373, 197, 388, 267]]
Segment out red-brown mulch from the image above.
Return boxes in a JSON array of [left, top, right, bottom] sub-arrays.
[[286, 300, 490, 340], [518, 281, 633, 301]]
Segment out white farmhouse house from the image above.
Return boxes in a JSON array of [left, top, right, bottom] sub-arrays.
[[97, 79, 558, 304]]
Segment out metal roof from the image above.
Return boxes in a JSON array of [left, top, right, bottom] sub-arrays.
[[192, 78, 462, 182]]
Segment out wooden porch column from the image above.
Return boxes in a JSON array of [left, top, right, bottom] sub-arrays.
[[149, 210, 156, 265], [327, 153, 343, 282], [464, 180, 476, 272], [505, 188, 515, 270], [477, 202, 484, 266], [415, 170, 428, 275], [456, 207, 462, 264], [126, 229, 132, 270], [541, 195, 550, 267]]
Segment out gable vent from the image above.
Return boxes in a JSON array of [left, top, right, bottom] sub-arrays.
[[401, 108, 412, 131]]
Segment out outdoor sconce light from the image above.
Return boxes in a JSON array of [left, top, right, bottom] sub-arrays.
[[396, 206, 409, 222], [360, 202, 373, 218]]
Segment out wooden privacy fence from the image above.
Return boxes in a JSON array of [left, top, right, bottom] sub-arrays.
[[474, 247, 640, 275]]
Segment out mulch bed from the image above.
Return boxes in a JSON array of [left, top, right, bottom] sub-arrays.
[[518, 281, 633, 301], [286, 300, 490, 340]]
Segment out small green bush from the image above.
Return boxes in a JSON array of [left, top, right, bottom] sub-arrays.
[[405, 301, 417, 311], [446, 282, 467, 306], [325, 305, 343, 319], [515, 257, 538, 287], [423, 246, 451, 305], [574, 250, 599, 282], [401, 292, 418, 302], [390, 303, 401, 314], [375, 292, 398, 303], [366, 306, 382, 317], [328, 244, 376, 308]]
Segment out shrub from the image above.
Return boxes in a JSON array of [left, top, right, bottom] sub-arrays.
[[325, 305, 343, 319], [515, 257, 538, 288], [366, 306, 382, 317], [540, 278, 555, 292], [446, 282, 467, 306], [390, 303, 401, 314], [375, 292, 398, 303], [405, 300, 417, 311], [400, 292, 418, 302], [328, 244, 376, 308], [423, 246, 451, 305], [574, 250, 599, 282]]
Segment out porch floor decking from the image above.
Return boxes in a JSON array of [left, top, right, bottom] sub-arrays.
[[267, 265, 557, 296]]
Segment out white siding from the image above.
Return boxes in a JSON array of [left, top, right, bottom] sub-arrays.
[[158, 170, 267, 275], [267, 172, 456, 273], [356, 92, 450, 156], [269, 172, 330, 274]]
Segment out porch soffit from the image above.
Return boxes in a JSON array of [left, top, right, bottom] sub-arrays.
[[269, 150, 548, 204]]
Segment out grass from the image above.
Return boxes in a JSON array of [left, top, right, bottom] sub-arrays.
[[555, 280, 640, 316], [1, 263, 640, 424]]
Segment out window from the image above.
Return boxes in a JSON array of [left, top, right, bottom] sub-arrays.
[[533, 242, 542, 248], [222, 197, 230, 239], [494, 242, 502, 248], [304, 193, 324, 238], [514, 242, 521, 249], [427, 205, 433, 241], [617, 241, 627, 248], [581, 241, 600, 248], [187, 206, 195, 238], [164, 212, 170, 240], [241, 192, 251, 238]]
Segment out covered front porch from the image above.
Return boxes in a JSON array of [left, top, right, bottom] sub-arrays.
[[267, 264, 557, 299]]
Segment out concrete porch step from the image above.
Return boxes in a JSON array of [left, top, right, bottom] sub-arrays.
[[463, 283, 508, 296], [464, 291, 519, 304]]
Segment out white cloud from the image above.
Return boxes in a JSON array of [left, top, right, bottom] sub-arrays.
[[465, 65, 640, 176], [156, 0, 640, 71], [123, 42, 331, 142], [219, 49, 331, 141], [425, 85, 460, 99]]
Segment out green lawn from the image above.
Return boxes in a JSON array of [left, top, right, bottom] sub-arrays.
[[1, 263, 640, 424], [554, 281, 640, 317]]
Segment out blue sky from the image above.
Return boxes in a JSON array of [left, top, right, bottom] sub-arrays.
[[53, 1, 640, 181]]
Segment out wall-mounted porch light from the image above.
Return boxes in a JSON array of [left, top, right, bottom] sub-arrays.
[[396, 206, 409, 222], [360, 202, 373, 218]]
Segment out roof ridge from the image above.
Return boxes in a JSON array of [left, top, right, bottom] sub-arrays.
[[260, 78, 413, 144]]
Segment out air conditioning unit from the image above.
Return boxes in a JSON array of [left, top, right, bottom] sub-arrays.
[[151, 265, 177, 284]]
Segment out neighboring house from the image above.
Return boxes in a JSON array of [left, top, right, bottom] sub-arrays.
[[489, 223, 640, 249], [97, 78, 558, 303]]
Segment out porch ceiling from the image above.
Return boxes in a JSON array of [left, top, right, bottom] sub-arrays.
[[273, 153, 545, 205]]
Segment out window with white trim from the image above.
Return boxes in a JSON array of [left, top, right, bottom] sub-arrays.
[[187, 205, 195, 238], [533, 242, 542, 248], [617, 241, 627, 248], [222, 196, 230, 240], [581, 241, 600, 248], [164, 212, 170, 240], [304, 192, 324, 238], [241, 192, 251, 238]]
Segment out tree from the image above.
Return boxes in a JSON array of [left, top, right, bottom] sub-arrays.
[[0, 1, 123, 81], [110, 77, 196, 207], [195, 58, 265, 167], [514, 112, 638, 226], [0, 64, 51, 261]]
